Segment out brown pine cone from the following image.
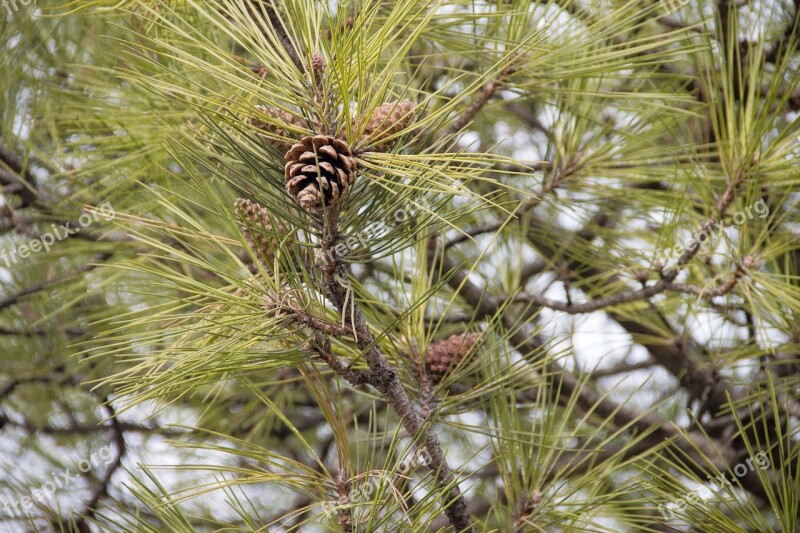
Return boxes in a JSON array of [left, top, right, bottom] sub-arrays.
[[359, 99, 416, 152], [284, 135, 357, 210], [234, 198, 284, 270], [425, 332, 482, 383], [249, 106, 305, 153]]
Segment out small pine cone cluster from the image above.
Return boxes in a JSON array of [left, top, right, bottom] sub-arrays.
[[425, 332, 482, 383], [235, 198, 283, 270], [249, 106, 306, 153], [284, 135, 357, 210], [359, 99, 416, 152]]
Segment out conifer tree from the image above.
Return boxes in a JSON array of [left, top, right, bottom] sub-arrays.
[[1, 1, 799, 531]]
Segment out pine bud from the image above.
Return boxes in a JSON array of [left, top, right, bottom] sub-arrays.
[[425, 332, 482, 383], [741, 255, 759, 270], [285, 135, 357, 210]]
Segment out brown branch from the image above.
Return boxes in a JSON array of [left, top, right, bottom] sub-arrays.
[[509, 261, 748, 314], [449, 64, 518, 136], [246, 0, 304, 71], [664, 166, 750, 278], [590, 359, 658, 379], [512, 490, 542, 533], [304, 334, 372, 387], [0, 371, 74, 403], [73, 400, 126, 533], [266, 294, 356, 337], [335, 471, 353, 533], [0, 253, 112, 311], [318, 207, 475, 532], [0, 326, 86, 338], [0, 145, 40, 208]]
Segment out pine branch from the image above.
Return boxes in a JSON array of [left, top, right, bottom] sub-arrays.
[[319, 207, 475, 533], [509, 265, 748, 314], [511, 214, 800, 504]]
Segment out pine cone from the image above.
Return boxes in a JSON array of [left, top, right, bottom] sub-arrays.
[[249, 106, 305, 153], [310, 52, 326, 80], [359, 99, 416, 151], [425, 332, 482, 383], [235, 198, 284, 270], [284, 135, 357, 210]]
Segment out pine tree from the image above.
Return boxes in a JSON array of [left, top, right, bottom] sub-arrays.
[[1, 0, 799, 531]]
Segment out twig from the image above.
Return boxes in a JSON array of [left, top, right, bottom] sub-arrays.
[[449, 64, 518, 135], [509, 273, 745, 315], [512, 490, 542, 532], [73, 399, 126, 533], [590, 359, 657, 379], [0, 253, 112, 312], [0, 145, 39, 208], [664, 166, 750, 279], [0, 371, 74, 403], [445, 153, 584, 249], [0, 326, 85, 338], [265, 294, 356, 337], [304, 333, 372, 387]]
